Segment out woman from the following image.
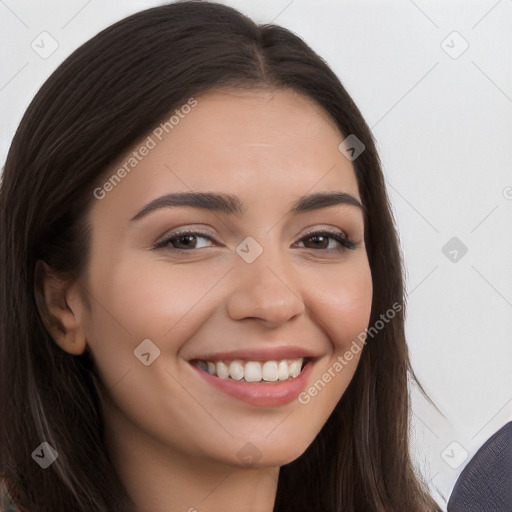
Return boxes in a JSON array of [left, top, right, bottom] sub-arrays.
[[0, 2, 441, 511]]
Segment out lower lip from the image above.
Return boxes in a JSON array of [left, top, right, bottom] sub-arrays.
[[190, 361, 314, 407]]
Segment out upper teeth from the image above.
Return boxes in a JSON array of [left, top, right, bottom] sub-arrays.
[[195, 358, 305, 382]]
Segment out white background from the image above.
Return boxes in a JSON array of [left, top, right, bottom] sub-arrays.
[[1, 1, 511, 509]]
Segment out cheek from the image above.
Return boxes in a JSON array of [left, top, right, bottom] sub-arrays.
[[87, 254, 223, 336], [291, 259, 372, 428], [81, 254, 224, 388], [305, 258, 373, 352]]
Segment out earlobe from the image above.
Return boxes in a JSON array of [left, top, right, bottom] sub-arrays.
[[33, 259, 87, 356]]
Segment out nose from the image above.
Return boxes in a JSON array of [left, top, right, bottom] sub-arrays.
[[225, 239, 306, 327]]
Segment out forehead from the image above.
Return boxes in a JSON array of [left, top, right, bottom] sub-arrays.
[[171, 88, 343, 164], [91, 88, 360, 220]]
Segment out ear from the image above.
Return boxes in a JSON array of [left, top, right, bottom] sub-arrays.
[[34, 259, 87, 355]]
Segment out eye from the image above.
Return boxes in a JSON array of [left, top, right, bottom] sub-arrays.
[[153, 230, 216, 251], [295, 230, 356, 252]]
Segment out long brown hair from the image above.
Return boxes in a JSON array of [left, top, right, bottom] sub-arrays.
[[0, 2, 440, 510]]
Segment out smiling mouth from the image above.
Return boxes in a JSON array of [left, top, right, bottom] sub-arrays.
[[190, 357, 310, 383]]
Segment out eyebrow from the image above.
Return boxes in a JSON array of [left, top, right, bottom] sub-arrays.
[[130, 191, 365, 221]]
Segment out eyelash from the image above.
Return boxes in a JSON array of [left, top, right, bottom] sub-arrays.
[[153, 228, 356, 253]]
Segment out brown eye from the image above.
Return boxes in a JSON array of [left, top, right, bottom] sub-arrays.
[[154, 231, 216, 251], [296, 231, 356, 252]]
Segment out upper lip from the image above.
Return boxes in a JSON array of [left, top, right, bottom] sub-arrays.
[[188, 345, 322, 362]]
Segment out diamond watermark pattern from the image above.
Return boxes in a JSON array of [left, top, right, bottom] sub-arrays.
[[236, 236, 263, 263], [441, 31, 469, 59], [442, 237, 468, 263], [338, 134, 365, 161], [31, 442, 58, 469], [441, 441, 469, 469], [31, 32, 59, 59], [236, 442, 262, 467], [134, 338, 161, 366]]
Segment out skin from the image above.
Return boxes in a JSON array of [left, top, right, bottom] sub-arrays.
[[40, 88, 373, 512]]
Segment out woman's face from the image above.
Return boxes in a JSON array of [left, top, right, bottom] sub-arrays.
[[80, 88, 372, 468]]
